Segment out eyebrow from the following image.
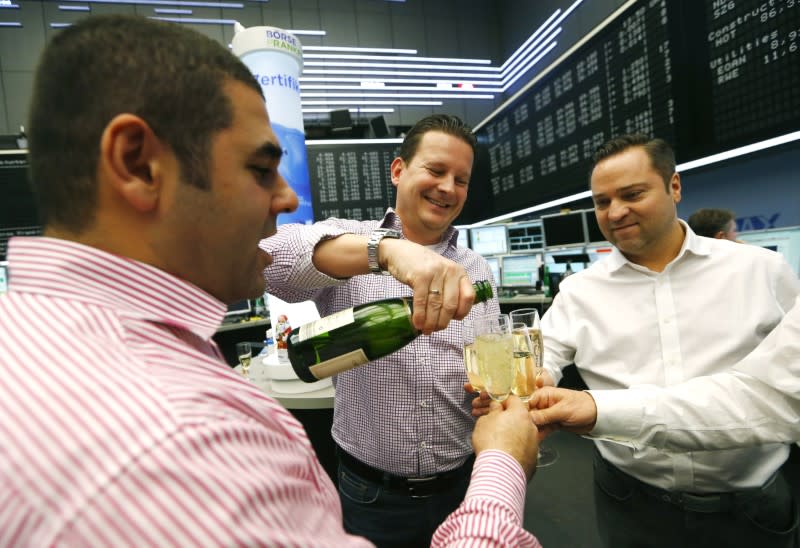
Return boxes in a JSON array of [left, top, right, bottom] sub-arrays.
[[593, 182, 650, 197], [254, 141, 284, 161]]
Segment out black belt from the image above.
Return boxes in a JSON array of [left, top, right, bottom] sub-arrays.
[[594, 448, 777, 514], [337, 447, 474, 498]]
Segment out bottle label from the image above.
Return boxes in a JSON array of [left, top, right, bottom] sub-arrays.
[[309, 349, 369, 379], [298, 307, 356, 342]]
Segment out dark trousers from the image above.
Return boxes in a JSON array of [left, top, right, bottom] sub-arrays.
[[337, 449, 473, 548], [593, 448, 799, 548]]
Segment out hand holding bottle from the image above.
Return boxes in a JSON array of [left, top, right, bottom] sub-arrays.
[[472, 395, 540, 480], [378, 237, 476, 335]]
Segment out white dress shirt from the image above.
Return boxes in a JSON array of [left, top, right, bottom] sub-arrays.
[[591, 295, 800, 451], [542, 221, 800, 492]]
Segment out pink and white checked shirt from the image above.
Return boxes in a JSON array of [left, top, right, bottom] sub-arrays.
[[0, 237, 540, 547]]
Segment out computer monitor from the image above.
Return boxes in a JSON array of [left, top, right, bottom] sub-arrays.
[[225, 299, 252, 319], [484, 256, 501, 284], [739, 226, 800, 275], [0, 261, 7, 294], [470, 225, 508, 255], [501, 254, 540, 287], [1, 151, 41, 262], [456, 228, 469, 248], [541, 211, 587, 248], [583, 209, 607, 244]]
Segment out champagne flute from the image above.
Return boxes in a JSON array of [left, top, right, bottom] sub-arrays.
[[236, 341, 252, 379], [509, 308, 558, 467], [474, 314, 514, 402], [462, 317, 485, 394], [511, 321, 538, 402]]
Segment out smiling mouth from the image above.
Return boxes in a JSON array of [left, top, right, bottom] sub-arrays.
[[426, 196, 450, 208]]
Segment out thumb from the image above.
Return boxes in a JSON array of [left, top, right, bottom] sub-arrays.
[[529, 407, 557, 426], [488, 399, 504, 413]]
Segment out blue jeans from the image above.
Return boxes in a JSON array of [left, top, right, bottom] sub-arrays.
[[337, 457, 472, 548]]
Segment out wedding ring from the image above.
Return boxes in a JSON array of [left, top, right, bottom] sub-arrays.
[[429, 288, 442, 295]]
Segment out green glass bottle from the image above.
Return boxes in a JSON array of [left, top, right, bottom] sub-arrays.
[[287, 280, 493, 382]]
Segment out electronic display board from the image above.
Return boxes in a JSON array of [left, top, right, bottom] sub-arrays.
[[474, 0, 800, 219], [0, 152, 41, 262], [306, 139, 401, 222]]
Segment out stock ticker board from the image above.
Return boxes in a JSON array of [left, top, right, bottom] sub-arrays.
[[306, 141, 401, 221], [475, 0, 800, 217]]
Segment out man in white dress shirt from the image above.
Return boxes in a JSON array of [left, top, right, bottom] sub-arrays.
[[536, 134, 799, 547], [529, 295, 800, 450]]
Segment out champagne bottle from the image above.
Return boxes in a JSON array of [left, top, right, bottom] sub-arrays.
[[287, 280, 493, 382]]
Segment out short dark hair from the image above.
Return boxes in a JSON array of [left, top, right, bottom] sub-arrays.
[[591, 134, 676, 190], [688, 208, 736, 237], [28, 15, 262, 231], [398, 114, 477, 164]]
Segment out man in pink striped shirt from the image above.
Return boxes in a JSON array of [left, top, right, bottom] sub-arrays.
[[0, 14, 542, 547]]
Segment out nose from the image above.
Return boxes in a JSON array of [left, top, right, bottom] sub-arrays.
[[437, 173, 457, 195], [273, 174, 299, 215], [607, 200, 628, 221]]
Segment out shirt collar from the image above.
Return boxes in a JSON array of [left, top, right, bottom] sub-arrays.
[[379, 207, 458, 248], [605, 219, 710, 273], [7, 237, 226, 339]]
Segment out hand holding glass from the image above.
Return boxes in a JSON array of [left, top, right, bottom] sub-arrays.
[[509, 308, 557, 467]]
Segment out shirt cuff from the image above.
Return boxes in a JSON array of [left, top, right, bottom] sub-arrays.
[[587, 388, 652, 442], [465, 449, 527, 523]]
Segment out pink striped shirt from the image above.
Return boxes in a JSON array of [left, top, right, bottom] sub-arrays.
[[0, 237, 539, 547]]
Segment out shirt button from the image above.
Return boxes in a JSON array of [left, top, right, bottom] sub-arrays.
[[419, 442, 427, 448], [420, 401, 428, 407]]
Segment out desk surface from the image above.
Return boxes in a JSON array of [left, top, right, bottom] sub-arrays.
[[236, 356, 336, 410]]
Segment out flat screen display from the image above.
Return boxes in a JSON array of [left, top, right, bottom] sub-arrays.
[[542, 212, 586, 248], [456, 228, 469, 248], [0, 152, 41, 262], [484, 256, 501, 284], [470, 225, 508, 255], [225, 299, 252, 318], [0, 261, 7, 294], [584, 209, 607, 243], [501, 255, 540, 287]]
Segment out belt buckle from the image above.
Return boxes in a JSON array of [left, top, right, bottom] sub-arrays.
[[407, 475, 438, 499]]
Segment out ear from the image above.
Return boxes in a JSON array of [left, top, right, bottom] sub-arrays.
[[99, 114, 166, 213], [390, 157, 405, 188], [669, 172, 681, 204]]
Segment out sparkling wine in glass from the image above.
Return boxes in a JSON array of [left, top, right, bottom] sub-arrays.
[[236, 341, 252, 379], [474, 314, 514, 402], [511, 321, 538, 402], [509, 308, 558, 467], [462, 317, 485, 393]]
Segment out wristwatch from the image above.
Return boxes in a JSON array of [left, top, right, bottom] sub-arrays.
[[367, 228, 401, 274]]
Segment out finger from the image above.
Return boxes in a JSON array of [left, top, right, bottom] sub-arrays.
[[411, 278, 435, 332], [427, 278, 447, 334], [488, 399, 503, 413], [452, 275, 475, 320], [529, 407, 557, 426]]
